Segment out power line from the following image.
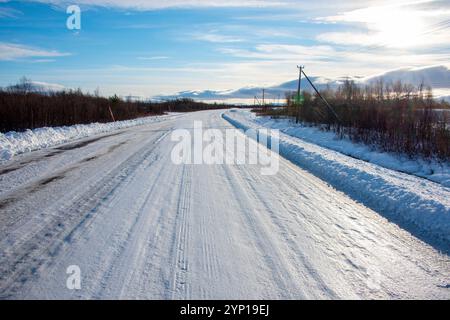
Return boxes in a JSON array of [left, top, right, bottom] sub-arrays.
[[302, 69, 341, 123]]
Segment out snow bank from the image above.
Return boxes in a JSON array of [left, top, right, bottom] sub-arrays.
[[223, 110, 450, 245], [246, 113, 450, 188], [0, 114, 179, 162]]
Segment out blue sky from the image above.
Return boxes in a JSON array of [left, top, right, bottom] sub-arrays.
[[1, 0, 449, 98]]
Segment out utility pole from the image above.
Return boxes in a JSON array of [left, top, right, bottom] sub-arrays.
[[296, 65, 303, 123], [108, 104, 116, 122], [262, 88, 265, 108]]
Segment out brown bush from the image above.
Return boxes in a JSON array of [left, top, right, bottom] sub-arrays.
[[0, 84, 232, 132], [259, 80, 450, 161]]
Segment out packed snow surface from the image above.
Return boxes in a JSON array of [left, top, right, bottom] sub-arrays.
[[0, 110, 448, 299]]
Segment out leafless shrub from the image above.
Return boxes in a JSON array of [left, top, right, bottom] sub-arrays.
[[0, 81, 233, 132], [259, 80, 450, 161]]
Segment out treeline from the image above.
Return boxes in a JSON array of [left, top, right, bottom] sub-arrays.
[[0, 79, 233, 132], [257, 79, 450, 160]]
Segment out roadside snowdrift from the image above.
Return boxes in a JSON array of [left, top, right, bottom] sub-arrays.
[[223, 110, 450, 245], [250, 113, 450, 188], [0, 114, 179, 162]]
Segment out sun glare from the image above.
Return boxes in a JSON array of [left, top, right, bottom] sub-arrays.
[[369, 9, 426, 48]]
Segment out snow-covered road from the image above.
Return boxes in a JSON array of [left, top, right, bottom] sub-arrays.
[[0, 110, 448, 299]]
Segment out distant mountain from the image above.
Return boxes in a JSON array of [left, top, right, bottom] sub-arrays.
[[3, 79, 65, 93], [439, 95, 450, 102], [362, 65, 450, 88], [155, 76, 342, 102], [155, 65, 450, 102]]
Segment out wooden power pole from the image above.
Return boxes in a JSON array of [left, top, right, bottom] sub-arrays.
[[296, 65, 303, 123], [262, 88, 265, 109]]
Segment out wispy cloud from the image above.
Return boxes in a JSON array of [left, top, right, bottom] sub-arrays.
[[0, 6, 22, 18], [0, 42, 71, 61], [218, 44, 336, 61], [30, 80, 66, 91], [137, 56, 169, 60], [192, 32, 244, 43], [218, 42, 450, 79], [26, 59, 57, 63], [12, 0, 289, 10], [3, 0, 450, 97]]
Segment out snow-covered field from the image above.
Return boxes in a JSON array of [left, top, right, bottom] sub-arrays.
[[0, 110, 448, 299], [223, 109, 450, 247], [0, 113, 181, 162]]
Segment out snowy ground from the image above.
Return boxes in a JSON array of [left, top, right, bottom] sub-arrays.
[[0, 110, 448, 299], [236, 110, 450, 187], [0, 113, 181, 162]]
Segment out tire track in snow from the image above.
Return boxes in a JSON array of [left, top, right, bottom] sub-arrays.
[[232, 161, 340, 299], [219, 162, 304, 299], [193, 165, 222, 299], [64, 130, 173, 298], [169, 164, 192, 299], [0, 130, 170, 298], [92, 153, 168, 298], [200, 185, 221, 295]]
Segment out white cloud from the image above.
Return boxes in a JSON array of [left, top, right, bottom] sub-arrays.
[[317, 32, 376, 47], [31, 80, 66, 91], [318, 1, 426, 23], [0, 42, 70, 61], [22, 0, 289, 10], [5, 0, 450, 97], [317, 28, 450, 48], [27, 40, 449, 97], [218, 42, 450, 78]]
